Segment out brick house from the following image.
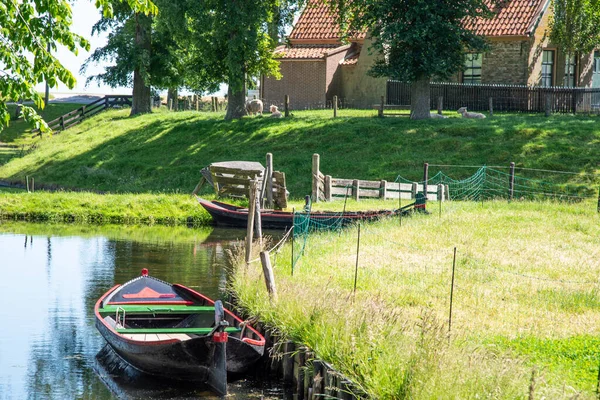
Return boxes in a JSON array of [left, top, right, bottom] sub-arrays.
[[261, 0, 600, 109]]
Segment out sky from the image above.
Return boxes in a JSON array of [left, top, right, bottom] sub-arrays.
[[35, 1, 226, 96]]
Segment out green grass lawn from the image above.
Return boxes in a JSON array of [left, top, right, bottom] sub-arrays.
[[0, 103, 83, 165], [0, 108, 598, 197], [233, 200, 600, 398]]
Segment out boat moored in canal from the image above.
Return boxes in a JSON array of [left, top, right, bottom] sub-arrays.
[[94, 269, 265, 396], [195, 194, 426, 230]]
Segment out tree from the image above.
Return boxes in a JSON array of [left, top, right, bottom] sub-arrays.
[[549, 0, 600, 86], [0, 0, 85, 133], [0, 0, 156, 133], [183, 0, 302, 120], [85, 1, 198, 115], [329, 0, 493, 119]]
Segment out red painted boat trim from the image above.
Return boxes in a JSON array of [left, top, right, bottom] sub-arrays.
[[95, 285, 179, 346], [173, 284, 266, 347]]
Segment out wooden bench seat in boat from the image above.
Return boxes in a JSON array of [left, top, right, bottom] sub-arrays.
[[99, 304, 215, 316]]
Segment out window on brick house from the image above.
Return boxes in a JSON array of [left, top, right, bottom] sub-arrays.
[[564, 54, 577, 87], [541, 50, 555, 87], [463, 53, 482, 84]]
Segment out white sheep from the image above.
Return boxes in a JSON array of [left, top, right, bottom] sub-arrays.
[[457, 107, 486, 119], [246, 99, 263, 116], [269, 105, 283, 118], [430, 113, 448, 119]]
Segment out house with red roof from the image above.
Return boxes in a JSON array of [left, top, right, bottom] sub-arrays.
[[261, 0, 600, 109]]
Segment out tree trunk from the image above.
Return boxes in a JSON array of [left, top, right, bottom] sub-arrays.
[[167, 88, 178, 108], [410, 76, 431, 120], [225, 74, 247, 120], [130, 13, 152, 116]]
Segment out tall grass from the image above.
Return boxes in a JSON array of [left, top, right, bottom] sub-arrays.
[[232, 200, 600, 398]]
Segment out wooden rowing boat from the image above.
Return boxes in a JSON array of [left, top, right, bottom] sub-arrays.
[[94, 269, 265, 395], [195, 195, 426, 230]]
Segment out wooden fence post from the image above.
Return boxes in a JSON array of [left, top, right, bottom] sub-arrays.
[[489, 97, 493, 116], [445, 184, 450, 200], [284, 95, 290, 117], [260, 251, 277, 301], [437, 96, 443, 115], [353, 179, 360, 201], [509, 162, 515, 202], [312, 154, 320, 202], [245, 179, 257, 265], [423, 162, 429, 201], [380, 180, 387, 199], [333, 95, 338, 117], [266, 153, 274, 208], [411, 182, 418, 199], [379, 95, 384, 117], [60, 116, 65, 131], [437, 184, 444, 202], [325, 175, 332, 202]]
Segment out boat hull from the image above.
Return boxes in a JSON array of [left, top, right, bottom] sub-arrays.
[[94, 275, 266, 395], [196, 198, 397, 230]]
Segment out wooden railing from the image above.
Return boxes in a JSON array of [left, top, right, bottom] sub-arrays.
[[311, 154, 448, 202], [36, 95, 132, 135], [386, 81, 600, 113]]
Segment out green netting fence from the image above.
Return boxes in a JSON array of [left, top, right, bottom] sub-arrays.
[[395, 166, 596, 202]]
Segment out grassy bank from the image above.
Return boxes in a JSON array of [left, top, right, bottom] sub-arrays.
[[232, 200, 600, 398], [0, 108, 598, 198], [0, 191, 212, 226]]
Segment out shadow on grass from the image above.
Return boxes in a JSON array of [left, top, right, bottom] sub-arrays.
[[3, 111, 599, 196]]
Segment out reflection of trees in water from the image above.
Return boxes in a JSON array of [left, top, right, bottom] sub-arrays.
[[25, 236, 115, 400], [22, 229, 246, 400]]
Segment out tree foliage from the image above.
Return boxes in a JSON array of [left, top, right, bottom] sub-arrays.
[[549, 0, 600, 59], [183, 0, 303, 119], [328, 0, 493, 119], [0, 0, 156, 133]]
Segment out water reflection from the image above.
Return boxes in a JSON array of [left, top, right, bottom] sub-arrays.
[[0, 223, 285, 399]]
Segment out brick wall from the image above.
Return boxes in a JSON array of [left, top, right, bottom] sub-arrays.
[[262, 60, 326, 109], [324, 46, 350, 101], [483, 40, 530, 85]]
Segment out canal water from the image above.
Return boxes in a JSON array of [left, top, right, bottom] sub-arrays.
[[0, 223, 288, 400]]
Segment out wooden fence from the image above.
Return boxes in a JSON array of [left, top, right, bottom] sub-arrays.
[[311, 154, 448, 202], [39, 95, 133, 135], [193, 154, 288, 209], [386, 81, 600, 113]]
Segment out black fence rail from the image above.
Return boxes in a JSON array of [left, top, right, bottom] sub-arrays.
[[36, 95, 133, 135], [386, 81, 600, 113]]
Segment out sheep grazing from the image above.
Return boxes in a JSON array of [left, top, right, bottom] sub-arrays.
[[269, 105, 283, 118], [246, 99, 263, 116], [430, 113, 448, 119], [457, 107, 486, 119]]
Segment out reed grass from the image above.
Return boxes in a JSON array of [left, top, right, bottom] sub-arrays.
[[232, 199, 600, 398]]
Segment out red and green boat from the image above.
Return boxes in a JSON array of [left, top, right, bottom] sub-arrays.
[[94, 269, 265, 395]]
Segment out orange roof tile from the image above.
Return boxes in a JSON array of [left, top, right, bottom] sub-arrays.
[[274, 45, 336, 59], [289, 0, 548, 42], [464, 0, 547, 37], [289, 1, 341, 42]]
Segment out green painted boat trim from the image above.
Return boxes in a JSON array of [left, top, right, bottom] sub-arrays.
[[99, 305, 215, 315]]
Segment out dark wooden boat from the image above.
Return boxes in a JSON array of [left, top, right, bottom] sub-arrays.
[[196, 195, 426, 230], [94, 269, 265, 396]]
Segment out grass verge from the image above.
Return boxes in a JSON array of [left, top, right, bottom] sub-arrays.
[[0, 191, 212, 226], [232, 200, 600, 398], [0, 109, 598, 196]]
